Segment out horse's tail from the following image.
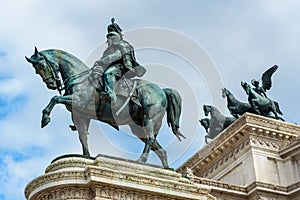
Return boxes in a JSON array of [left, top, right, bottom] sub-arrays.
[[273, 101, 283, 115], [163, 88, 185, 141]]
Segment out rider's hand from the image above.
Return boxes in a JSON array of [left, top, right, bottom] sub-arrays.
[[125, 68, 135, 78], [93, 61, 100, 67], [91, 66, 104, 80]]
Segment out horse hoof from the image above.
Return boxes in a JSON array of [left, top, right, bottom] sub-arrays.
[[163, 165, 170, 169], [136, 157, 146, 164], [41, 116, 51, 128], [83, 154, 91, 158]]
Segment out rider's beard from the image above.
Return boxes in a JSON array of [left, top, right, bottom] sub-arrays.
[[107, 39, 113, 46], [107, 35, 121, 46]]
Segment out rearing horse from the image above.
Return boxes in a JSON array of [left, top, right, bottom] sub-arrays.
[[25, 48, 185, 168], [202, 105, 236, 143]]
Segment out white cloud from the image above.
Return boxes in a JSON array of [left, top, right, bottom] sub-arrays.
[[0, 79, 24, 96]]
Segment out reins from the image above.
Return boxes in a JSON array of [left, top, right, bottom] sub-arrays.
[[42, 53, 64, 95], [41, 53, 92, 95]]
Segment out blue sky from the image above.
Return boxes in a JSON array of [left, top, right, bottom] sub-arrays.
[[1, 0, 300, 199]]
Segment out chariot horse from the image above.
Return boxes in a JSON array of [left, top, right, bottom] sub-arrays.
[[202, 105, 236, 143], [241, 81, 283, 120], [221, 87, 257, 118], [26, 48, 185, 168]]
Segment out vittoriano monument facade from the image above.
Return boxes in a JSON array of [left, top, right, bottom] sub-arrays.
[[25, 19, 300, 200]]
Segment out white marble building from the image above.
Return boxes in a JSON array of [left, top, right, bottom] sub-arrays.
[[25, 113, 300, 200]]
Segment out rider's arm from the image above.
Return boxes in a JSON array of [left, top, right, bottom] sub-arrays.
[[94, 49, 122, 67]]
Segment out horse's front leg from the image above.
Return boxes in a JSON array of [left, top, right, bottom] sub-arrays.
[[205, 135, 210, 144], [272, 107, 279, 119], [229, 109, 239, 118], [250, 99, 261, 115], [72, 114, 91, 157], [41, 95, 73, 128]]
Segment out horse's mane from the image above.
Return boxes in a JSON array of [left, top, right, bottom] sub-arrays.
[[207, 105, 224, 117], [41, 49, 90, 71], [224, 88, 244, 104]]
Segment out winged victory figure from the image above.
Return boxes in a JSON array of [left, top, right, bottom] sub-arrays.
[[251, 65, 278, 98]]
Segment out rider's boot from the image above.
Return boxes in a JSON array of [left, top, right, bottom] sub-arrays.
[[103, 73, 117, 105]]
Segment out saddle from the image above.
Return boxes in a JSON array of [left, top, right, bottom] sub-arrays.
[[91, 76, 143, 131], [92, 75, 142, 116], [114, 77, 141, 107]]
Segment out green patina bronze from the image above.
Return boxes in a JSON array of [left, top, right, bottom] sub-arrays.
[[200, 105, 237, 143], [201, 66, 284, 144], [222, 87, 257, 118], [91, 18, 146, 104], [25, 19, 185, 168], [241, 65, 283, 121]]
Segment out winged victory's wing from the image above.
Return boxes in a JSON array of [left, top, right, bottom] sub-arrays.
[[261, 65, 278, 91]]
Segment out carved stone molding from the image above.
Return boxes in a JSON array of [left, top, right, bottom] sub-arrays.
[[177, 113, 300, 177], [280, 136, 300, 158], [25, 155, 216, 200], [25, 170, 88, 199], [92, 185, 202, 200], [33, 186, 93, 200], [191, 177, 300, 200], [45, 155, 95, 173]]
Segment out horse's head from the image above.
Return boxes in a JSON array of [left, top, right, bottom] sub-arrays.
[[241, 81, 250, 95], [221, 87, 229, 98], [203, 105, 211, 116], [199, 118, 210, 132], [26, 47, 58, 90]]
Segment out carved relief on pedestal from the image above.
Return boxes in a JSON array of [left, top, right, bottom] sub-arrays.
[[34, 186, 93, 200]]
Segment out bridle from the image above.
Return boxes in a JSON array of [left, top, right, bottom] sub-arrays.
[[38, 52, 94, 95], [40, 53, 64, 95]]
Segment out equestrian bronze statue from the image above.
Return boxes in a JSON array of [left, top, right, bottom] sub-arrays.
[[25, 19, 185, 168]]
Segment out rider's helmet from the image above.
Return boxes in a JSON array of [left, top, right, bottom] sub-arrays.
[[106, 18, 123, 45], [106, 18, 122, 37]]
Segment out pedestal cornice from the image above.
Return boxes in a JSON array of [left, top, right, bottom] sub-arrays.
[[177, 113, 300, 178], [25, 155, 216, 200]]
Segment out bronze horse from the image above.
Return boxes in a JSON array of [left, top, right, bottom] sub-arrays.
[[221, 87, 257, 118], [202, 105, 237, 143], [26, 48, 185, 168]]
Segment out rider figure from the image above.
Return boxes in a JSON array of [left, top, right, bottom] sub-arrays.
[[251, 79, 267, 98], [92, 18, 146, 104]]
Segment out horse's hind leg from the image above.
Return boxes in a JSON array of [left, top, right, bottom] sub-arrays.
[[151, 119, 169, 168], [272, 109, 279, 120], [129, 121, 169, 168], [136, 119, 156, 164], [151, 141, 168, 168]]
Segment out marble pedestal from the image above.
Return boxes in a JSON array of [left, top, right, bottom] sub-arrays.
[[25, 155, 215, 200]]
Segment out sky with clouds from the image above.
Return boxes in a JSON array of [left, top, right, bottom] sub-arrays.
[[1, 0, 300, 199]]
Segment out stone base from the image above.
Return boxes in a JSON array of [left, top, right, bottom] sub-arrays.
[[25, 154, 216, 200]]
